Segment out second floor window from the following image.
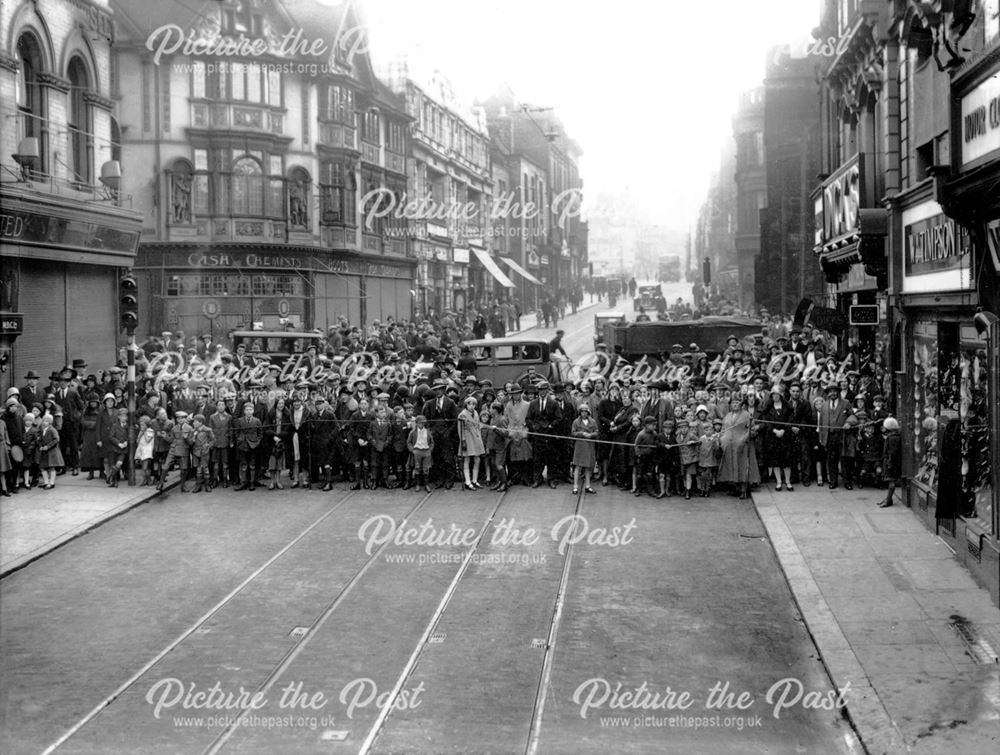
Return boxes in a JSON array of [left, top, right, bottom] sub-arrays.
[[324, 85, 355, 124], [67, 56, 92, 185], [15, 33, 45, 175], [362, 109, 381, 144], [320, 161, 357, 225]]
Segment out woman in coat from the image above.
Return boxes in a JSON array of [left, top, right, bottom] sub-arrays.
[[596, 383, 622, 486], [571, 403, 598, 494], [608, 390, 639, 489], [97, 394, 118, 483], [79, 394, 103, 479], [0, 415, 11, 495], [761, 387, 795, 490], [502, 387, 533, 485], [458, 396, 485, 490], [264, 397, 290, 490], [717, 394, 760, 499]]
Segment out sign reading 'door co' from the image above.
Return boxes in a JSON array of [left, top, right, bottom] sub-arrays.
[[962, 74, 1000, 167]]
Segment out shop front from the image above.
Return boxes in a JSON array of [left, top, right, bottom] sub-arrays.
[[812, 152, 888, 364], [411, 239, 450, 316], [135, 246, 414, 340], [0, 185, 142, 389], [469, 246, 515, 309]]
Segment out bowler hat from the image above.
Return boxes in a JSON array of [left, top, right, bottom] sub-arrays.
[[23, 370, 41, 380], [72, 359, 87, 371]]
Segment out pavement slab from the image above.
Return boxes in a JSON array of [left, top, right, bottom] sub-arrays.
[[753, 482, 1000, 754]]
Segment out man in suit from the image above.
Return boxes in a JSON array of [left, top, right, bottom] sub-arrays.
[[54, 368, 84, 474], [817, 383, 854, 489], [551, 383, 574, 482], [787, 381, 816, 486], [232, 402, 264, 490], [527, 379, 561, 488], [19, 370, 46, 410], [421, 380, 458, 488]]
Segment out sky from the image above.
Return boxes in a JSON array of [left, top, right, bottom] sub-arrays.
[[352, 0, 823, 230]]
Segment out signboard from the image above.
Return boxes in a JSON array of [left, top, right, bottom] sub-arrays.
[[0, 313, 24, 336], [814, 154, 862, 252], [158, 251, 414, 279], [902, 200, 974, 293], [0, 208, 140, 254], [202, 300, 220, 319], [961, 73, 1000, 167], [452, 247, 470, 264], [848, 304, 879, 325]]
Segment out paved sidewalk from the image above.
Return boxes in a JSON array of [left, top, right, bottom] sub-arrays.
[[0, 473, 180, 577], [753, 481, 1000, 754]]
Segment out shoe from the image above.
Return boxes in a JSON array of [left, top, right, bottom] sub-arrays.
[[473, 482, 483, 489], [786, 485, 793, 492], [268, 482, 275, 490], [464, 483, 475, 491], [829, 483, 837, 489], [424, 484, 432, 493], [87, 472, 94, 480], [655, 492, 665, 499], [602, 479, 609, 486], [290, 481, 299, 489], [844, 483, 853, 490], [775, 483, 783, 491], [547, 480, 558, 489], [572, 488, 579, 495], [531, 481, 542, 488], [72, 469, 78, 476], [444, 480, 454, 489], [350, 483, 361, 491], [633, 490, 642, 497], [234, 483, 246, 491], [685, 491, 691, 500], [878, 500, 893, 508], [322, 483, 332, 492], [585, 487, 596, 494], [802, 480, 811, 487]]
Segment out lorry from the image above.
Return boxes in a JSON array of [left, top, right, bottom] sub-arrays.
[[599, 315, 762, 361]]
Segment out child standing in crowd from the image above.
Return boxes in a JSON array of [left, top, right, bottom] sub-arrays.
[[485, 402, 509, 491], [854, 410, 878, 488], [676, 419, 700, 500], [209, 399, 232, 489], [406, 415, 434, 493], [634, 415, 661, 498], [880, 417, 901, 508], [571, 403, 598, 495], [458, 396, 485, 491], [108, 406, 130, 487], [22, 414, 39, 489], [660, 415, 678, 497], [698, 418, 722, 497], [368, 405, 394, 490], [135, 415, 155, 485], [38, 414, 64, 490], [391, 406, 409, 488], [190, 414, 215, 493], [479, 407, 492, 487]]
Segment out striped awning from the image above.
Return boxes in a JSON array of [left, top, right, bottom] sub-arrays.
[[499, 256, 542, 285], [471, 248, 515, 288]]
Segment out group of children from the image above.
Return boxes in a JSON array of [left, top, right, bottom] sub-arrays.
[[619, 405, 724, 500]]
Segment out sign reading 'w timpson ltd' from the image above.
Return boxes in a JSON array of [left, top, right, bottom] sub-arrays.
[[902, 200, 974, 293]]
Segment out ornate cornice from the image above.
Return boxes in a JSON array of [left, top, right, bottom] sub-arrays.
[[37, 73, 70, 93], [0, 53, 18, 73], [82, 91, 113, 111]]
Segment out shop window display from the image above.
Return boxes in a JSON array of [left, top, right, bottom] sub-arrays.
[[909, 320, 993, 533]]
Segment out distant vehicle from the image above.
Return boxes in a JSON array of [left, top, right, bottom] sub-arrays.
[[594, 310, 627, 344], [229, 330, 325, 366], [659, 258, 681, 282], [598, 315, 762, 362], [462, 336, 574, 387], [633, 284, 662, 312]]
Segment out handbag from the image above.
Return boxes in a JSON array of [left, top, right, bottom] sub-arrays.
[[10, 445, 23, 463]]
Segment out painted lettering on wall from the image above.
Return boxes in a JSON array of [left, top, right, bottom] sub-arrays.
[[904, 213, 973, 276]]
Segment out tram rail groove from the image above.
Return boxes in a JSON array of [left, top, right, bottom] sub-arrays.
[[42, 489, 362, 755]]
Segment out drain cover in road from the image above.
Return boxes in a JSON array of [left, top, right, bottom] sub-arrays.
[[428, 633, 446, 644], [288, 626, 309, 640], [320, 730, 349, 741], [530, 638, 546, 648]]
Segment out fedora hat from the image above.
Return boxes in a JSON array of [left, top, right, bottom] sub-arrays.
[[23, 369, 41, 380], [72, 359, 87, 370]]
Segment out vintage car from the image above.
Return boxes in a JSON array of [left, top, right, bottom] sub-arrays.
[[633, 284, 662, 311], [228, 330, 326, 366], [598, 316, 763, 361], [462, 336, 574, 387]]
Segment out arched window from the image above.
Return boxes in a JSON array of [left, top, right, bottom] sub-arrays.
[[15, 33, 45, 173], [231, 156, 263, 215], [67, 56, 92, 184], [287, 167, 310, 228], [110, 116, 121, 162]]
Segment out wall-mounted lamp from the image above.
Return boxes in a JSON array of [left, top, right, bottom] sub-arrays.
[[12, 137, 39, 181]]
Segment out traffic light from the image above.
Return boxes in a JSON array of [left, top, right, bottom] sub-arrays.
[[119, 272, 139, 332], [702, 256, 711, 286]]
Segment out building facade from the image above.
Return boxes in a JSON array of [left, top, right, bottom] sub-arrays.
[[732, 87, 765, 313], [112, 0, 414, 341], [382, 66, 500, 316], [757, 50, 824, 316], [0, 0, 143, 388]]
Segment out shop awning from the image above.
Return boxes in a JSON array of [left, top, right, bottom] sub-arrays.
[[471, 248, 516, 288], [499, 256, 542, 286]]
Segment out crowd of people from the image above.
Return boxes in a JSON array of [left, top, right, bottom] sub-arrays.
[[0, 284, 900, 507]]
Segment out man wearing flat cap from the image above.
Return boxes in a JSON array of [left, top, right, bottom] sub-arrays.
[[527, 380, 560, 488], [421, 379, 458, 488]]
